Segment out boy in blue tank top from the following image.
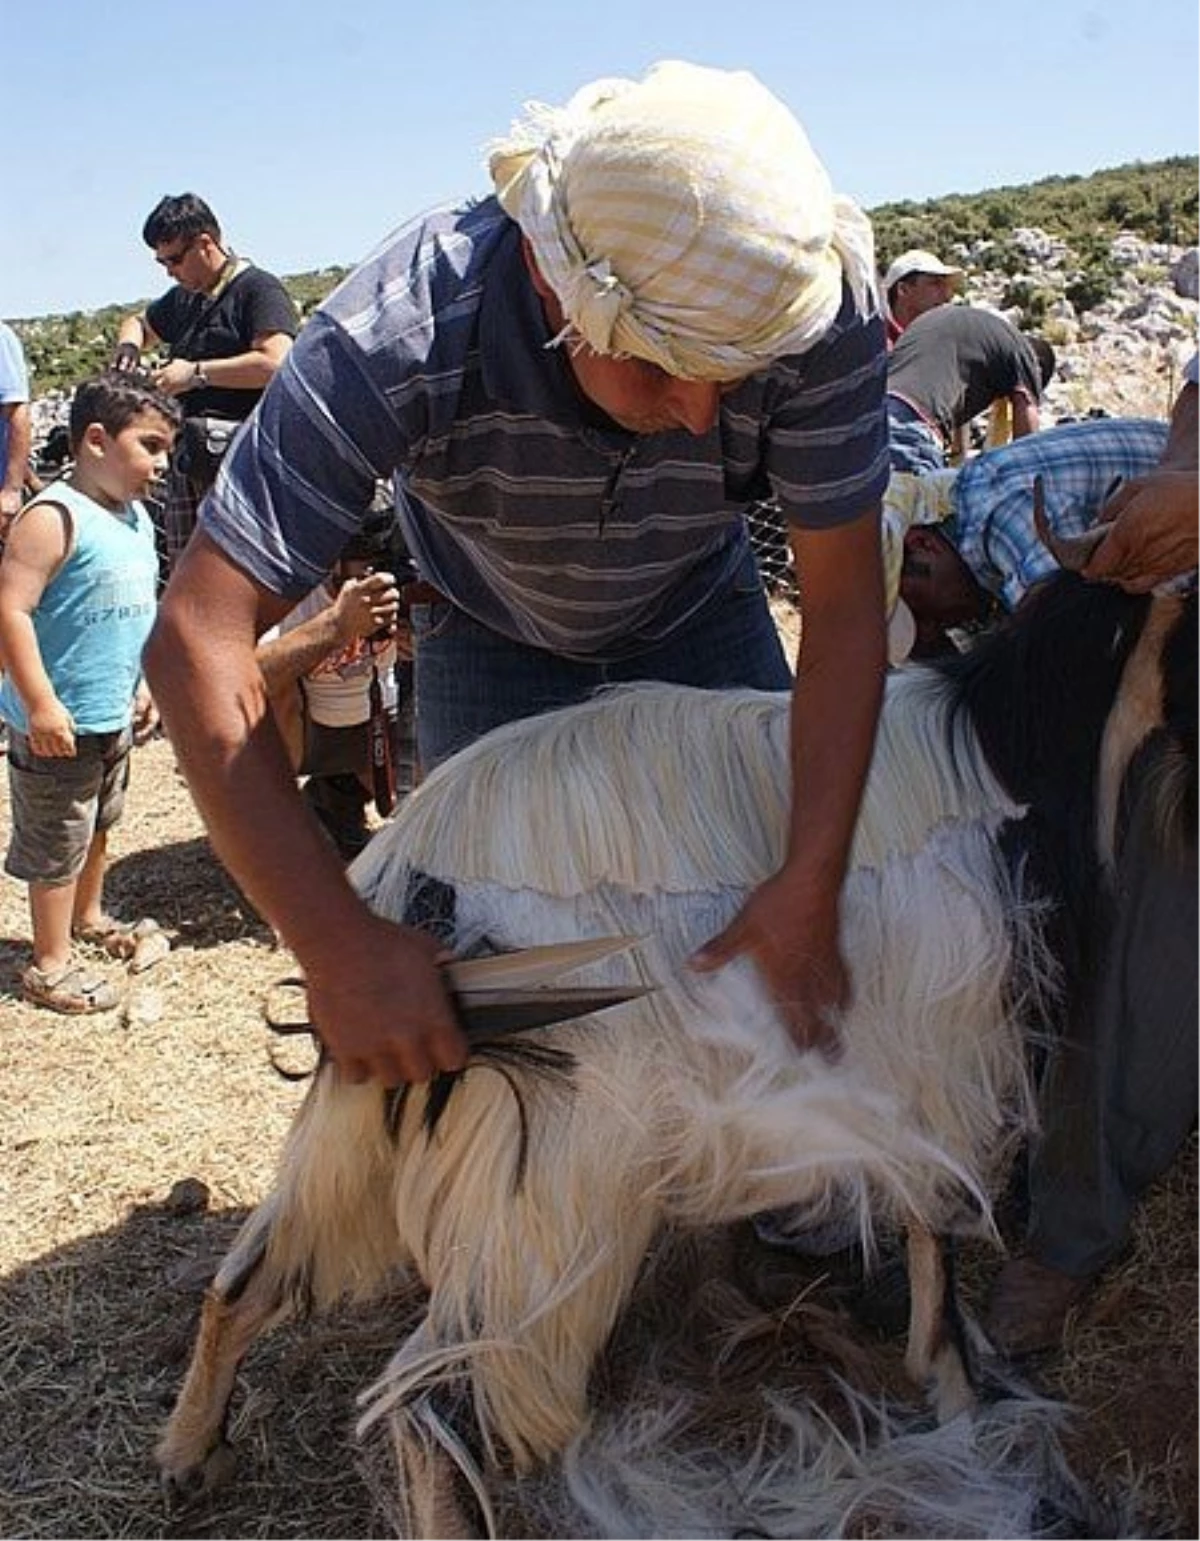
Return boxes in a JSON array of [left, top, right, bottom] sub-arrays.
[[0, 372, 181, 1013]]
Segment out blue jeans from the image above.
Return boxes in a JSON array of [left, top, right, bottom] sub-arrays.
[[1025, 736, 1198, 1276], [411, 548, 792, 769]]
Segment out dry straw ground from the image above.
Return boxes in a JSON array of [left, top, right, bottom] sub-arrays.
[[0, 735, 1196, 1538]]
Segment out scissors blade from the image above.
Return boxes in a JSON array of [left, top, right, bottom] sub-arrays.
[[445, 936, 642, 993], [454, 984, 653, 1038]]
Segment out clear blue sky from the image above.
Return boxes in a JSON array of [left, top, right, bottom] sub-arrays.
[[6, 0, 1196, 319]]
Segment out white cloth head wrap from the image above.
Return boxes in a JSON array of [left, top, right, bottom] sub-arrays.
[[881, 469, 961, 615], [488, 60, 879, 381]]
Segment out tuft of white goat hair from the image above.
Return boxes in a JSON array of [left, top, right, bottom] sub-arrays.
[[546, 1387, 1096, 1540], [358, 1240, 1110, 1541]]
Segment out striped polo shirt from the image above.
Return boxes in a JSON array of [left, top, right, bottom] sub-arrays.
[[204, 197, 889, 659]]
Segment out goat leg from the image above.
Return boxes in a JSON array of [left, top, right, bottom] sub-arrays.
[[388, 1391, 494, 1539], [903, 1221, 975, 1423], [156, 1212, 292, 1504]]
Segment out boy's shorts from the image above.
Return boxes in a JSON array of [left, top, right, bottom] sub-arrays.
[[4, 727, 132, 886]]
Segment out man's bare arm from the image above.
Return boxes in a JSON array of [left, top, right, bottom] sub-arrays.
[[1, 402, 31, 525], [153, 333, 293, 397], [693, 507, 886, 1053]]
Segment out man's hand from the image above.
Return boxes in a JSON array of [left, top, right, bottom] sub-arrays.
[[691, 871, 848, 1056], [27, 696, 76, 757], [331, 570, 401, 645], [1084, 472, 1199, 593], [302, 913, 469, 1086], [111, 341, 142, 374], [0, 486, 20, 528], [153, 359, 202, 398], [132, 683, 160, 745]]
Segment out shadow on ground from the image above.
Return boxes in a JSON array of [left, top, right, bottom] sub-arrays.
[[0, 835, 272, 1008], [1, 1185, 1190, 1539], [0, 1196, 408, 1540], [106, 837, 274, 950]]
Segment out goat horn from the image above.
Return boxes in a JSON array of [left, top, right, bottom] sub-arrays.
[[1032, 473, 1108, 571]]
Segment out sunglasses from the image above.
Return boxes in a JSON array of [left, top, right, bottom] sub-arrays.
[[155, 236, 199, 270]]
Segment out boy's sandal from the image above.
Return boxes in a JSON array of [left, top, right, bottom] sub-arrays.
[[74, 916, 171, 973], [22, 962, 121, 1015]]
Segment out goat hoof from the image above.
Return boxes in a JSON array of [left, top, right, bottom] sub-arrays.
[[159, 1440, 237, 1508]]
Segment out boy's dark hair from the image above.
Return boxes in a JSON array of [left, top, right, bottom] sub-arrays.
[[142, 193, 222, 250], [1029, 335, 1057, 390], [68, 371, 183, 453]]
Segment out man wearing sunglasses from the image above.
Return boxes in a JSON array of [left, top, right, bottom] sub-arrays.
[[111, 193, 298, 574]]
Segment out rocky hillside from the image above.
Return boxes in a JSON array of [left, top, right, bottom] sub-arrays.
[[869, 156, 1198, 420], [17, 156, 1199, 443], [955, 226, 1195, 421]]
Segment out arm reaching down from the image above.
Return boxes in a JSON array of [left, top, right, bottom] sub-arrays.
[[692, 506, 886, 1055]]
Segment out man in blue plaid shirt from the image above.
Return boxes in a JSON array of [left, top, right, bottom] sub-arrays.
[[952, 414, 1174, 609], [896, 416, 1171, 654]]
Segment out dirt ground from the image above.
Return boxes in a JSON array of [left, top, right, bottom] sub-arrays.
[[0, 734, 1195, 1539]]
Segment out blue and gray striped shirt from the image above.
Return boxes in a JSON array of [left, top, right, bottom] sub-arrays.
[[204, 197, 889, 658]]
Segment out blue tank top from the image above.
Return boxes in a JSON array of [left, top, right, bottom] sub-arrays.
[[0, 482, 158, 734]]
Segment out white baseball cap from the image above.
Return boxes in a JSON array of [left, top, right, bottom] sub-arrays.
[[883, 249, 965, 294]]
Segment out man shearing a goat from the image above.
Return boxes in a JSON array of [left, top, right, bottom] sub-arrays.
[[145, 60, 891, 1086]]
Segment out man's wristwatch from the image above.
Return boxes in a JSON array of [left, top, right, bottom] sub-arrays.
[[191, 361, 210, 390]]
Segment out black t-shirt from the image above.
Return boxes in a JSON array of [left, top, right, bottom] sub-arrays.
[[886, 306, 1043, 440], [147, 265, 299, 421]]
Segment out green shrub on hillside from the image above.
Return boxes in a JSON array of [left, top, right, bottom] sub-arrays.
[[872, 155, 1197, 270], [1065, 264, 1121, 314], [999, 279, 1059, 326]]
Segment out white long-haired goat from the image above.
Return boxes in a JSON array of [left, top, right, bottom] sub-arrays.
[[157, 578, 1195, 1537]]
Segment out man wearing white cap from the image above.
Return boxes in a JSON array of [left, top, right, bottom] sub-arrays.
[[146, 61, 891, 1088], [882, 249, 964, 345]]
